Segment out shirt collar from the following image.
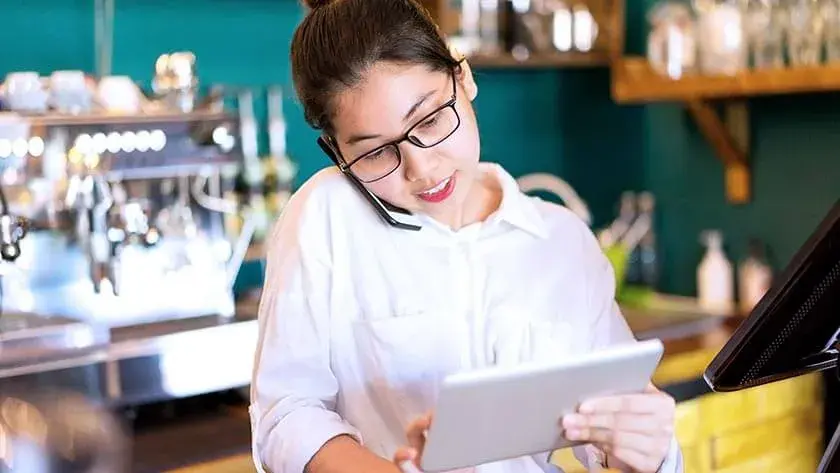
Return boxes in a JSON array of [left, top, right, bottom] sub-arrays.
[[412, 163, 549, 241], [483, 163, 549, 239]]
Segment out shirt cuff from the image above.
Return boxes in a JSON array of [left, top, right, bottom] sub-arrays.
[[571, 444, 610, 472], [531, 451, 562, 473], [656, 436, 684, 473], [251, 405, 362, 473], [572, 437, 682, 473]]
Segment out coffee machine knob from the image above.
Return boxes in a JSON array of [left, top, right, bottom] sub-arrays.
[[0, 215, 26, 263], [0, 242, 20, 262]]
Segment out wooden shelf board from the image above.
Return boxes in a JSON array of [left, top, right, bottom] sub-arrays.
[[467, 51, 610, 69], [0, 110, 232, 127], [613, 57, 840, 103]]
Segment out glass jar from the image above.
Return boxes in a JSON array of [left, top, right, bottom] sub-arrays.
[[647, 2, 698, 79], [693, 0, 748, 75]]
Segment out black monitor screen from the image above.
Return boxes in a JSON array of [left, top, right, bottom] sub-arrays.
[[705, 198, 840, 392]]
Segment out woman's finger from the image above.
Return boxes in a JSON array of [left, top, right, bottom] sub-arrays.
[[406, 412, 433, 451], [398, 411, 434, 469], [579, 391, 675, 414], [608, 445, 666, 473], [564, 427, 653, 452], [562, 412, 672, 435], [394, 446, 422, 472], [394, 446, 417, 464]]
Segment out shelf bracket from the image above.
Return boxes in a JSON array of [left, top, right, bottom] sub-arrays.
[[685, 99, 751, 204]]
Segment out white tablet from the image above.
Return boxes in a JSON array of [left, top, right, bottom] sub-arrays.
[[420, 338, 665, 473]]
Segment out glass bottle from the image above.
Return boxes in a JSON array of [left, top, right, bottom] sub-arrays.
[[504, 0, 534, 60], [821, 0, 840, 62], [478, 0, 502, 55], [638, 193, 659, 290], [786, 0, 825, 66], [546, 0, 574, 52], [647, 1, 698, 79], [743, 0, 787, 68], [572, 3, 599, 51], [452, 0, 482, 55]]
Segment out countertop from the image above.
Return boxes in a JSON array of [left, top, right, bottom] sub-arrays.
[[620, 294, 739, 401]]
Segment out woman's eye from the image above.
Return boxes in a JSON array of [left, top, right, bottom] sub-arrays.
[[365, 149, 385, 160], [418, 116, 439, 129]]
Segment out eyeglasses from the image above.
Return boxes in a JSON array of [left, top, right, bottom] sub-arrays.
[[338, 72, 461, 183]]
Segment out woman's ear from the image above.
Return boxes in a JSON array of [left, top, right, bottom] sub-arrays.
[[449, 44, 478, 101]]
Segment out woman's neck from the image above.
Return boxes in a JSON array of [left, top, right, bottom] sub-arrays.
[[440, 167, 503, 231]]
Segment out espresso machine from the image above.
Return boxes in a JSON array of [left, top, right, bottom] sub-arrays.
[[3, 112, 244, 322], [0, 58, 261, 407]]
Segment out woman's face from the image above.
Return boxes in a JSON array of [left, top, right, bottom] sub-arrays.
[[331, 61, 482, 228]]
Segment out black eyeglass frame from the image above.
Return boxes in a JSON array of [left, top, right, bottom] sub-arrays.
[[331, 71, 461, 183]]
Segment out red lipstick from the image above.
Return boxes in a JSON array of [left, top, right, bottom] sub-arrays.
[[416, 174, 456, 203]]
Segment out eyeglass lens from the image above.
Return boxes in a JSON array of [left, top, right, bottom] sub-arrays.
[[351, 105, 460, 183]]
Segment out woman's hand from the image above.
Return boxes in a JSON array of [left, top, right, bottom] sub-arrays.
[[561, 383, 676, 473], [393, 413, 476, 473], [393, 412, 433, 472]]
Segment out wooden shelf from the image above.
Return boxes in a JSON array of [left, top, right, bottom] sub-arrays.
[[0, 110, 232, 128], [606, 56, 840, 205], [612, 56, 840, 103], [608, 57, 756, 204], [420, 0, 622, 70], [467, 51, 610, 69]]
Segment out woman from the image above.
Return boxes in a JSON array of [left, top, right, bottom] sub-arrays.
[[250, 0, 682, 472]]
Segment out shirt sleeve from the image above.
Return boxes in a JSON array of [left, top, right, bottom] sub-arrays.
[[656, 436, 684, 473], [249, 196, 361, 473], [571, 230, 684, 473], [586, 237, 636, 351]]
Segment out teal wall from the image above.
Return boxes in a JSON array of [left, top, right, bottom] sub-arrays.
[[621, 0, 838, 295], [3, 0, 836, 297], [1, 0, 94, 73], [644, 96, 840, 295]]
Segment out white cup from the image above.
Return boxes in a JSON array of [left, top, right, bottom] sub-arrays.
[[97, 75, 141, 113], [49, 70, 92, 114], [4, 72, 48, 112]]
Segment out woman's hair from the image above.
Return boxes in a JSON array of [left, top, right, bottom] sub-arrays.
[[291, 0, 461, 134]]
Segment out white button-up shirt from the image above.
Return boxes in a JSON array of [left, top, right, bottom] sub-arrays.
[[250, 163, 683, 473]]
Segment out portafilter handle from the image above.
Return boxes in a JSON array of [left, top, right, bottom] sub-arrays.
[[0, 391, 129, 473]]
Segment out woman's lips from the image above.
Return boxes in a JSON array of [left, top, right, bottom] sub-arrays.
[[416, 174, 456, 203]]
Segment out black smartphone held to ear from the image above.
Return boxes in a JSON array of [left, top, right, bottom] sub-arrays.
[[317, 136, 422, 232]]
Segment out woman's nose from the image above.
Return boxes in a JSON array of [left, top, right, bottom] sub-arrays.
[[401, 145, 440, 182]]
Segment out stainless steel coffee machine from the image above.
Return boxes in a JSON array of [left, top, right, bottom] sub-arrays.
[[0, 49, 273, 407], [0, 96, 264, 406], [1, 109, 245, 325]]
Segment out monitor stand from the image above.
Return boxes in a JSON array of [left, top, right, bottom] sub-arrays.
[[818, 341, 840, 473], [819, 421, 840, 473]]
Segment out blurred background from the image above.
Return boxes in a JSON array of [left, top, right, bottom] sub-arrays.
[[0, 0, 837, 472]]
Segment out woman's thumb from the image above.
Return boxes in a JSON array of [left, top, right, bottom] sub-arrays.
[[394, 447, 421, 472]]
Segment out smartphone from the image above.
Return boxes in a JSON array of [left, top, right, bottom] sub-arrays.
[[317, 136, 422, 231]]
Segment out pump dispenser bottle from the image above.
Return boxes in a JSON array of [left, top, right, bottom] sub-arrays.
[[738, 238, 773, 314], [697, 230, 734, 314]]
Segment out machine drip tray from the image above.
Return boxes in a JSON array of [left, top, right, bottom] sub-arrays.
[[111, 314, 233, 342], [0, 312, 110, 368], [110, 300, 258, 343]]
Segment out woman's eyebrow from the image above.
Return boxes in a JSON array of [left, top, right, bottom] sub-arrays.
[[344, 87, 440, 145], [402, 89, 436, 122]]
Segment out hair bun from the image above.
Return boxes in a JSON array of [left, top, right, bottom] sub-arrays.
[[302, 0, 334, 9]]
